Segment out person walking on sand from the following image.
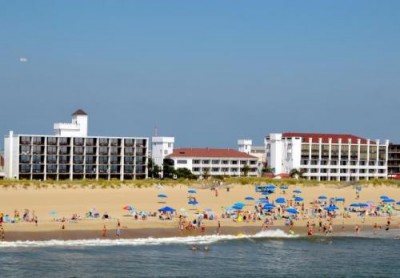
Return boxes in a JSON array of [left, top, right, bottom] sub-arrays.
[[116, 228, 121, 238], [355, 224, 360, 234]]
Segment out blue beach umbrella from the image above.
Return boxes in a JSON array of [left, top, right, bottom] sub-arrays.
[[232, 204, 245, 210], [383, 198, 395, 203], [234, 202, 245, 207], [380, 195, 389, 200], [245, 196, 255, 201], [293, 190, 302, 194], [318, 195, 327, 200], [276, 197, 286, 204], [286, 208, 299, 214], [324, 205, 339, 211], [262, 191, 271, 195], [263, 204, 275, 210], [188, 189, 197, 194], [266, 185, 276, 190], [158, 194, 167, 198], [158, 206, 176, 213], [50, 210, 58, 215], [335, 198, 345, 202], [294, 196, 304, 202], [258, 198, 269, 204], [188, 200, 198, 205]]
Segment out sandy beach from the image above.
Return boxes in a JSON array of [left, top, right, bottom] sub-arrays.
[[1, 183, 400, 241]]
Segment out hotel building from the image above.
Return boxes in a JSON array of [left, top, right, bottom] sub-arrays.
[[265, 132, 389, 181], [388, 143, 400, 177], [4, 110, 148, 180], [166, 148, 259, 177]]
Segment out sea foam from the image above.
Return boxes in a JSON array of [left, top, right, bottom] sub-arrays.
[[0, 229, 297, 248]]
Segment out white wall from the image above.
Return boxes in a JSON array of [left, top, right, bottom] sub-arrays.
[[151, 137, 175, 167]]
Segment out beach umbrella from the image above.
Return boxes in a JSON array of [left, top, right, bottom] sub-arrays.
[[380, 195, 389, 200], [245, 196, 255, 201], [262, 204, 275, 210], [275, 197, 286, 204], [293, 190, 302, 194], [294, 196, 304, 202], [262, 191, 271, 195], [258, 198, 269, 204], [383, 198, 395, 203], [286, 208, 298, 214], [280, 185, 288, 190], [324, 205, 339, 211], [266, 185, 276, 190], [232, 204, 245, 210], [188, 200, 199, 205], [50, 210, 58, 215], [318, 195, 327, 200], [335, 198, 345, 202], [188, 189, 197, 194], [123, 205, 134, 211], [158, 194, 167, 198], [158, 206, 176, 213], [234, 202, 246, 207]]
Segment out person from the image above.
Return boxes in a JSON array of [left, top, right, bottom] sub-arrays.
[[0, 224, 5, 240], [307, 226, 313, 236], [117, 219, 121, 228], [61, 224, 65, 230], [201, 222, 205, 233], [215, 189, 218, 197], [355, 224, 360, 234], [217, 220, 221, 235], [102, 225, 107, 238], [116, 228, 121, 238]]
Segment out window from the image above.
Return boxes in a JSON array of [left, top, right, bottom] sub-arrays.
[[202, 160, 210, 164], [177, 160, 187, 164], [212, 160, 220, 164], [193, 160, 200, 164], [193, 167, 200, 172]]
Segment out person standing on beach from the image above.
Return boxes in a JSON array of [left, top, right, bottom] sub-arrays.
[[0, 224, 5, 240], [116, 228, 121, 238], [102, 225, 107, 238], [355, 224, 360, 234], [217, 220, 221, 235]]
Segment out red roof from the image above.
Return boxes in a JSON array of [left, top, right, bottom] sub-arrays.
[[282, 132, 372, 144], [167, 148, 257, 159]]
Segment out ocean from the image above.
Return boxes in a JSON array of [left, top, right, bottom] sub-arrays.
[[0, 230, 399, 277]]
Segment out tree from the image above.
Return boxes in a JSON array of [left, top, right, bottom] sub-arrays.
[[202, 168, 210, 180], [175, 168, 197, 179], [242, 164, 250, 177], [147, 158, 161, 179], [289, 168, 305, 179], [162, 158, 176, 179]]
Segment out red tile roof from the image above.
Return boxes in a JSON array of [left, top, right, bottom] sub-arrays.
[[282, 132, 373, 144], [167, 148, 257, 159]]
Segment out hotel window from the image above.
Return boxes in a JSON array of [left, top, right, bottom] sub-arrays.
[[20, 155, 30, 163], [47, 146, 57, 155], [124, 139, 134, 147], [124, 148, 134, 156], [99, 147, 108, 155], [74, 138, 84, 146], [20, 136, 31, 144], [59, 138, 69, 145], [86, 165, 96, 173], [110, 157, 120, 164], [110, 147, 119, 155], [202, 160, 210, 164], [99, 138, 109, 146], [47, 155, 57, 164], [110, 139, 119, 146], [124, 157, 134, 164], [212, 168, 219, 172], [20, 164, 30, 173], [21, 145, 30, 154], [193, 167, 200, 172], [212, 160, 220, 164], [59, 147, 68, 155], [231, 161, 238, 165], [86, 156, 96, 164], [340, 169, 347, 173], [32, 146, 43, 154], [47, 137, 57, 145], [59, 156, 69, 164], [86, 147, 95, 155], [193, 160, 200, 164], [74, 147, 84, 155], [32, 137, 44, 145], [86, 138, 95, 146], [99, 156, 108, 164], [222, 160, 229, 165], [177, 160, 187, 164]]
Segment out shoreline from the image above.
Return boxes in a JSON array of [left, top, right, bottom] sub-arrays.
[[1, 222, 397, 242]]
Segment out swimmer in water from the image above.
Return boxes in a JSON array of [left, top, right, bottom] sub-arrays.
[[191, 245, 197, 251]]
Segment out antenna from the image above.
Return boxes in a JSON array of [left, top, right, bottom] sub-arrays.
[[154, 126, 158, 137]]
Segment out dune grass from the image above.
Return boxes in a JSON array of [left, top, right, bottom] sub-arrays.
[[0, 177, 399, 189]]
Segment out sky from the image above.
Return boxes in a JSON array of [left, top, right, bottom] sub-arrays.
[[1, 0, 400, 148]]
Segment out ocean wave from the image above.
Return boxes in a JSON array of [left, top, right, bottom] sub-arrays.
[[0, 229, 297, 248]]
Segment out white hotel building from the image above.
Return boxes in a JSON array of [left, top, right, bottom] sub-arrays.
[[166, 148, 259, 177], [265, 132, 389, 181], [4, 110, 148, 180]]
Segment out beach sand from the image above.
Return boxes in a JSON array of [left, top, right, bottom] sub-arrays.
[[1, 183, 400, 241]]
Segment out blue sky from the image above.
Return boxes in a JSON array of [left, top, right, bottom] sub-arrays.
[[1, 0, 399, 148]]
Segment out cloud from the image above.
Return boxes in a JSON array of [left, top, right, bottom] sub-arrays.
[[19, 57, 28, 63]]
